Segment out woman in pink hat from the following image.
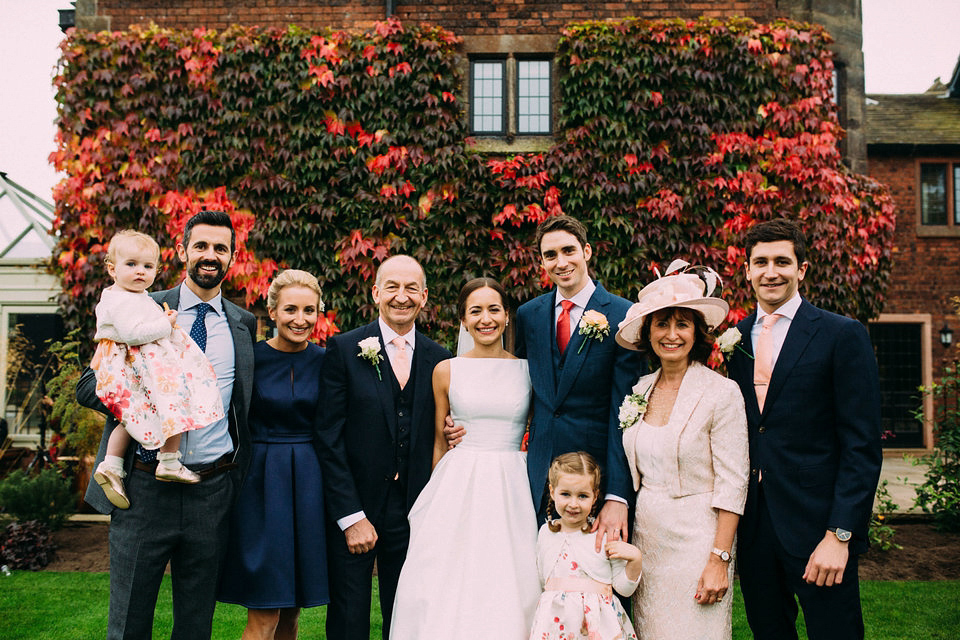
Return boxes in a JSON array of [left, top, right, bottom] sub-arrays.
[[615, 260, 749, 640]]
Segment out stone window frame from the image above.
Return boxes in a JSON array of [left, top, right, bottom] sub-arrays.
[[461, 35, 559, 154], [915, 158, 960, 237]]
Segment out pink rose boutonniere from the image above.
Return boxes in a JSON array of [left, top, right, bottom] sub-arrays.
[[577, 310, 610, 354]]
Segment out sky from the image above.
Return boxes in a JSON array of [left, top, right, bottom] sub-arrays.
[[0, 0, 958, 204]]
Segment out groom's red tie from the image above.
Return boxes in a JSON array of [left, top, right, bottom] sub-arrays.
[[557, 300, 575, 353]]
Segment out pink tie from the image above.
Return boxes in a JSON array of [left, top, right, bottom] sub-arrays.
[[753, 314, 781, 412], [557, 300, 575, 353], [391, 337, 410, 389]]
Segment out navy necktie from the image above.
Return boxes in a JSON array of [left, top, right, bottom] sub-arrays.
[[190, 302, 212, 352], [138, 302, 212, 463]]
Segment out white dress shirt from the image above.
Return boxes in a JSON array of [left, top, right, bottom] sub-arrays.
[[750, 292, 802, 371]]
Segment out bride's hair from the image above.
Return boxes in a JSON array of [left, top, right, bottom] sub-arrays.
[[545, 452, 602, 533], [456, 277, 510, 319]]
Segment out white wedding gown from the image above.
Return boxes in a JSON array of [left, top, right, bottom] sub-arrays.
[[390, 357, 540, 639]]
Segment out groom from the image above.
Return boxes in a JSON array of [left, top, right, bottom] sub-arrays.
[[516, 215, 644, 543], [725, 218, 882, 639], [318, 255, 452, 640]]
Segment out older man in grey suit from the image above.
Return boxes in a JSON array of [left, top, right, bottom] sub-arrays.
[[78, 211, 256, 640]]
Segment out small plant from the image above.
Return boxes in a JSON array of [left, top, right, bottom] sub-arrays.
[[912, 302, 960, 532], [43, 329, 105, 460], [0, 468, 74, 531], [0, 520, 57, 570], [868, 479, 901, 551]]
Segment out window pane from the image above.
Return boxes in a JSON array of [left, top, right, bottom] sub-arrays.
[[920, 163, 947, 225], [517, 59, 551, 134], [472, 61, 504, 133], [955, 165, 960, 225]]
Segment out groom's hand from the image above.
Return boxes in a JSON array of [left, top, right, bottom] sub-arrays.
[[345, 518, 378, 554], [443, 415, 466, 449], [592, 500, 629, 552]]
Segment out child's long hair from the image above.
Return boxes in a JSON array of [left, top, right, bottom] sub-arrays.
[[545, 451, 602, 533]]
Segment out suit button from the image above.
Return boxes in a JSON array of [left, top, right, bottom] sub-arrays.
[[751, 468, 758, 476], [758, 426, 766, 434], [398, 410, 405, 417], [554, 411, 560, 418]]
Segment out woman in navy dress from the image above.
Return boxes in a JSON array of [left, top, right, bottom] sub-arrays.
[[219, 269, 329, 639]]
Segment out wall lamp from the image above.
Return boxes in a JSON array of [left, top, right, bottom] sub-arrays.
[[940, 324, 954, 348]]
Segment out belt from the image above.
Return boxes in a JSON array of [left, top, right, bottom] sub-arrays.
[[544, 576, 613, 597], [133, 453, 237, 480]]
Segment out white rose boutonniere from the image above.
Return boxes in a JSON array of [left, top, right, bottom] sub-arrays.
[[716, 327, 754, 359], [618, 384, 653, 431], [577, 310, 610, 354], [358, 337, 383, 380]]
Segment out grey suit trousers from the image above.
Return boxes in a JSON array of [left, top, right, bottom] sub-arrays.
[[107, 467, 235, 640]]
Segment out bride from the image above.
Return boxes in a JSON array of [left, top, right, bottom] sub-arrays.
[[389, 277, 540, 639]]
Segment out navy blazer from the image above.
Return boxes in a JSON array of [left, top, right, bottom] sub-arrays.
[[726, 299, 882, 556], [317, 321, 452, 526], [515, 282, 645, 512], [78, 285, 257, 515]]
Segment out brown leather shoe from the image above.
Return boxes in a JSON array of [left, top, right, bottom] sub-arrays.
[[94, 463, 130, 509]]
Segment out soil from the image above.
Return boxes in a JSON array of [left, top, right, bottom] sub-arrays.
[[42, 518, 960, 580]]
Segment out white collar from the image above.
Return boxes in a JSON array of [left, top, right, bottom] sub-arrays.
[[757, 292, 801, 323], [554, 279, 596, 310], [378, 317, 415, 348]]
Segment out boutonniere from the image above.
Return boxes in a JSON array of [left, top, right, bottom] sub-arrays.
[[618, 384, 653, 431], [357, 337, 383, 380], [717, 327, 754, 359], [577, 310, 610, 354]]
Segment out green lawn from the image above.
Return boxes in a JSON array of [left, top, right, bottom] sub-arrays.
[[0, 573, 957, 638]]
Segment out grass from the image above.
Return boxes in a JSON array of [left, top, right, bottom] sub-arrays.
[[0, 573, 957, 639]]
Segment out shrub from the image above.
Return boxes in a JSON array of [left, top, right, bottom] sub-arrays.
[[868, 479, 901, 551], [0, 520, 57, 570], [913, 354, 960, 532], [0, 468, 75, 531], [51, 17, 894, 358]]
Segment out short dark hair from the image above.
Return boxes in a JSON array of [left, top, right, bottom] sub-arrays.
[[457, 277, 510, 320], [534, 215, 588, 255], [183, 211, 236, 253], [744, 218, 807, 264], [637, 307, 714, 368]]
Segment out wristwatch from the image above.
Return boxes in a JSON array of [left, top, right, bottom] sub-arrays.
[[711, 548, 731, 562], [828, 527, 852, 542]]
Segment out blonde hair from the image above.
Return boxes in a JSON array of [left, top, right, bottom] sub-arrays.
[[105, 230, 160, 266], [267, 269, 324, 312], [546, 451, 602, 533]]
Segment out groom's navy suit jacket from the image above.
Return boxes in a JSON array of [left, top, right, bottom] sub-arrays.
[[318, 320, 451, 525], [726, 299, 882, 557], [515, 282, 645, 513]]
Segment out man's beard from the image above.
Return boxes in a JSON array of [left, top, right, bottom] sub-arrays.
[[188, 260, 228, 289]]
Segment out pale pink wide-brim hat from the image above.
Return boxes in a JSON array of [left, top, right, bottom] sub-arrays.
[[615, 259, 730, 351]]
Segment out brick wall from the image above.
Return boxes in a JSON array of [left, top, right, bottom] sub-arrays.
[[868, 153, 960, 366], [86, 0, 777, 32]]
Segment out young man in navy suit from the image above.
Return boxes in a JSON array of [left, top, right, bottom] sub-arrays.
[[516, 216, 644, 546], [318, 255, 452, 640], [725, 218, 882, 639]]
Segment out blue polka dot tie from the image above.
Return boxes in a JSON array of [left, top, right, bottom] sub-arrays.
[[189, 302, 212, 352], [137, 302, 212, 463]]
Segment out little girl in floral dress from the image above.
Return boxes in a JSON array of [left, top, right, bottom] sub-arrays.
[[91, 230, 224, 509], [529, 452, 642, 640]]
